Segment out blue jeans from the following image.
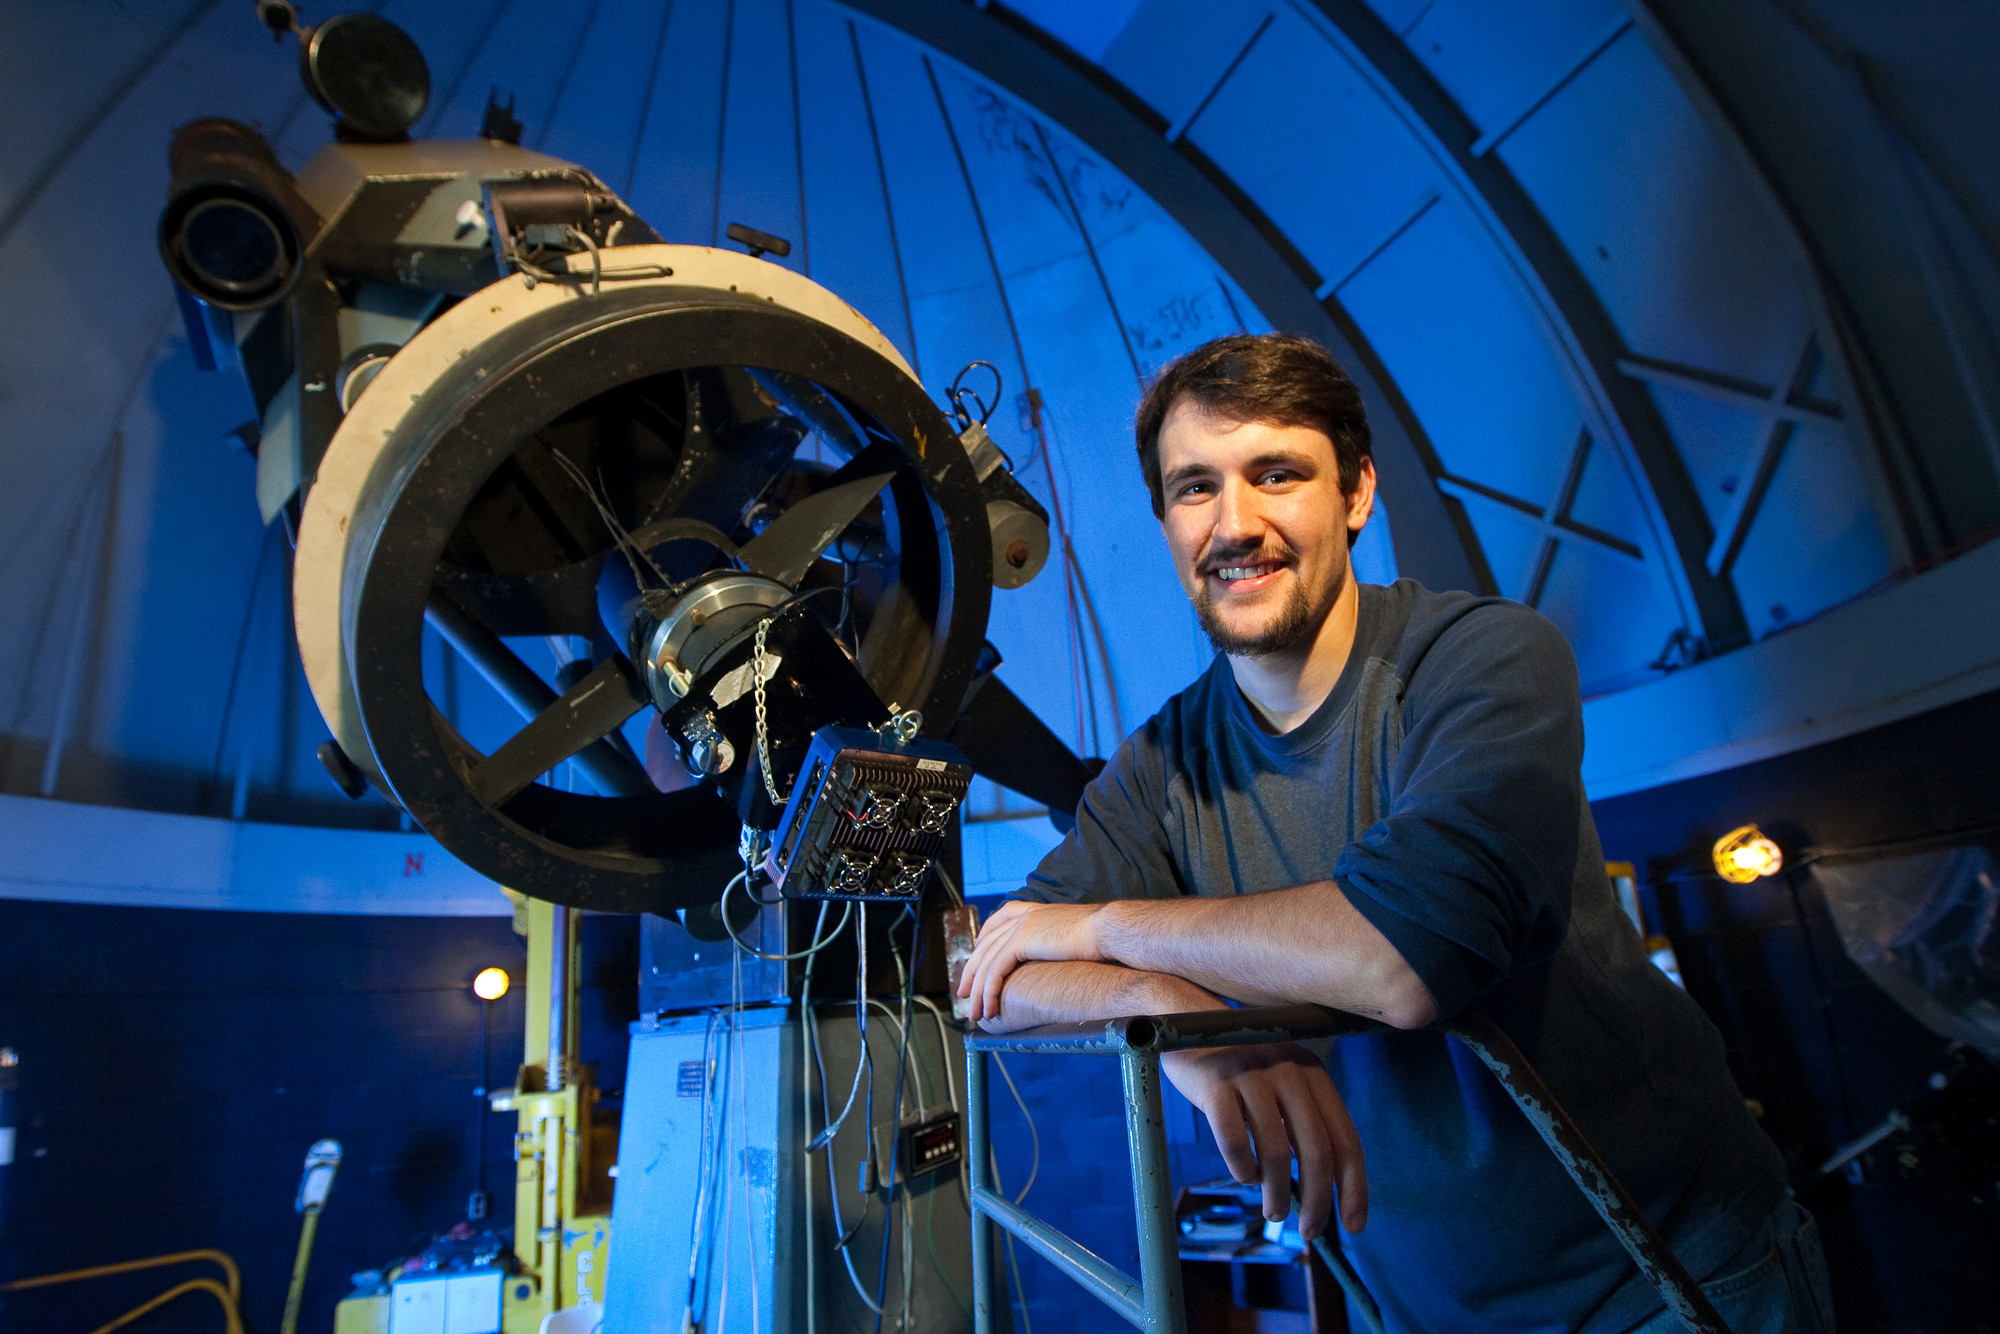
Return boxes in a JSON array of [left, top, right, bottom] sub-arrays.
[[1624, 1195, 1835, 1333]]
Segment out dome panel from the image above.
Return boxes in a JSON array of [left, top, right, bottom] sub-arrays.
[[1357, 0, 1434, 37], [535, 1, 683, 203], [97, 343, 270, 779], [1642, 380, 1774, 536], [936, 73, 1137, 310], [1051, 129, 1270, 377], [997, 0, 1144, 64], [0, 2, 194, 225], [1338, 197, 1584, 509], [1451, 490, 1549, 603], [1565, 432, 1653, 551], [716, 0, 809, 275], [1181, 8, 1438, 290], [1728, 417, 1895, 639], [1498, 27, 1815, 390], [626, 0, 733, 247], [414, 0, 576, 145], [1535, 538, 1682, 695], [1352, 502, 1401, 586], [793, 3, 920, 367], [959, 790, 1065, 897], [925, 62, 1214, 751], [1397, 0, 1626, 142], [1097, 0, 1272, 135], [850, 23, 1028, 438]]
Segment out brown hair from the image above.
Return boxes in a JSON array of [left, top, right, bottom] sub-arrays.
[[1134, 333, 1372, 519]]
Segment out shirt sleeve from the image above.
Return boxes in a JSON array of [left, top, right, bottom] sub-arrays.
[[1333, 603, 1583, 1018], [1012, 722, 1187, 906]]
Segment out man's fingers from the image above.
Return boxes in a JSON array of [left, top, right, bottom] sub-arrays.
[[1309, 1073, 1368, 1233], [1237, 1083, 1294, 1225], [1279, 1080, 1334, 1240], [978, 931, 1018, 1023], [964, 945, 1000, 1020], [966, 951, 993, 1021], [962, 956, 986, 1019], [980, 900, 1026, 931], [960, 914, 1021, 1018], [1204, 1092, 1259, 1188], [983, 955, 1007, 1024]]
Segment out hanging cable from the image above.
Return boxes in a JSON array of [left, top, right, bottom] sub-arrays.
[[680, 1013, 726, 1331], [946, 360, 1003, 430], [991, 1053, 1040, 1205], [722, 872, 851, 961], [561, 224, 602, 296], [801, 899, 823, 1334], [909, 993, 974, 1320], [863, 1000, 928, 1115], [931, 863, 967, 907], [871, 904, 920, 1333], [545, 442, 670, 591], [797, 898, 952, 1326], [809, 995, 898, 1317], [730, 935, 763, 1334]]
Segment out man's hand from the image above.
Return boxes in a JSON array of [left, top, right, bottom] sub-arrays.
[[957, 900, 1105, 1023], [966, 956, 1368, 1240], [1163, 1042, 1367, 1240]]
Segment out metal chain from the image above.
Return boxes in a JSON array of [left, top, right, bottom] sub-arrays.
[[756, 609, 923, 808], [754, 614, 785, 806]]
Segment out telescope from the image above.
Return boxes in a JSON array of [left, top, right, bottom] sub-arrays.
[[160, 8, 1090, 924]]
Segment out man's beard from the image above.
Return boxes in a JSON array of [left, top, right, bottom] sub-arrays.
[[1192, 556, 1318, 656]]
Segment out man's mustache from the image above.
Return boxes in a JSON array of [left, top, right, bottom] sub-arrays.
[[1200, 542, 1298, 575]]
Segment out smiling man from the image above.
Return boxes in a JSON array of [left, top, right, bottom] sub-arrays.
[[957, 335, 1825, 1332]]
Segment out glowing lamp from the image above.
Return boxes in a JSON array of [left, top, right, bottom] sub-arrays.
[[472, 967, 510, 1001], [1712, 825, 1783, 884]]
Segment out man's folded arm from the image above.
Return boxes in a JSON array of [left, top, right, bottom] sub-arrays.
[[969, 718, 1436, 1029], [974, 960, 1226, 1033], [1089, 880, 1437, 1029]]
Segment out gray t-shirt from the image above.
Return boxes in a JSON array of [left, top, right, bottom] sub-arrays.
[[1018, 579, 1786, 1331]]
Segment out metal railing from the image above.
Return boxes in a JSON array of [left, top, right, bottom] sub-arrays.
[[965, 1004, 1728, 1334]]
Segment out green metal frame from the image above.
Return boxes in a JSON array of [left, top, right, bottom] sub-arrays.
[[964, 1003, 1728, 1334]]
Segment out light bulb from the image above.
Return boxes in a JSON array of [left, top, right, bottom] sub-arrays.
[[1712, 825, 1783, 884], [473, 967, 510, 1001]]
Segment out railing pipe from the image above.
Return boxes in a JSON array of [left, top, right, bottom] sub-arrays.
[[972, 1185, 1145, 1327], [1120, 1049, 1187, 1332], [966, 1048, 997, 1329]]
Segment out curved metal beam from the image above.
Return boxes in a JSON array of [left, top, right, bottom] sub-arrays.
[[833, 0, 1483, 596], [1296, 0, 1749, 652]]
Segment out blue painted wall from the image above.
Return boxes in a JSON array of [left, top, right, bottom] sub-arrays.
[[0, 905, 638, 1334]]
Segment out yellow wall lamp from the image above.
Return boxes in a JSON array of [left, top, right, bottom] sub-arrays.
[[1712, 824, 1786, 884]]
